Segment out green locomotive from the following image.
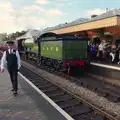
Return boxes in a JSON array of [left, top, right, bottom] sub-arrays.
[[22, 32, 89, 74], [23, 38, 38, 53]]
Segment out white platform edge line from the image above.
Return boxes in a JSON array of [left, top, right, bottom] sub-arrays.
[[18, 72, 74, 120], [91, 62, 120, 70]]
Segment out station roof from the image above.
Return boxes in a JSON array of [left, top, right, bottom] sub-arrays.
[[42, 9, 120, 34], [16, 29, 41, 40], [16, 9, 120, 39]]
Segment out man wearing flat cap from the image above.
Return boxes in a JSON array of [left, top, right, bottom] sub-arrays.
[[0, 40, 21, 95]]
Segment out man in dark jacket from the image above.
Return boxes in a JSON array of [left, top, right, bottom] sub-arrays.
[[0, 41, 21, 95]]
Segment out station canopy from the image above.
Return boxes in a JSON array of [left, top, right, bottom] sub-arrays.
[[17, 9, 120, 39], [42, 9, 120, 34], [42, 18, 89, 33], [16, 29, 41, 40]]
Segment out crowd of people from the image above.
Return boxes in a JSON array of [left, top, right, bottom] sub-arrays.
[[88, 40, 120, 64]]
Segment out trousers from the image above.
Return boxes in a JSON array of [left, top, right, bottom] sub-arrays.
[[8, 68, 18, 91]]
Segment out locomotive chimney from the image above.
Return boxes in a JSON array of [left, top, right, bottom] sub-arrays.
[[91, 14, 98, 18]]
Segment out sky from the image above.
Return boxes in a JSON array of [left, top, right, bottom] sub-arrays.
[[0, 0, 120, 34]]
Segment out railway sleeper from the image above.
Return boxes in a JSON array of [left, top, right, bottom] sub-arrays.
[[35, 84, 53, 89], [106, 95, 120, 103], [34, 80, 49, 84], [74, 113, 107, 120], [21, 73, 42, 81], [25, 78, 49, 85], [75, 80, 89, 88], [32, 81, 50, 87], [37, 85, 56, 90], [56, 99, 79, 109], [103, 90, 120, 103], [34, 83, 51, 88], [78, 81, 90, 88], [75, 79, 97, 90], [63, 105, 93, 117], [46, 91, 65, 97], [30, 78, 42, 80], [96, 88, 110, 97], [40, 86, 58, 92], [34, 78, 49, 83], [87, 85, 97, 91], [51, 94, 73, 103], [96, 88, 120, 102]]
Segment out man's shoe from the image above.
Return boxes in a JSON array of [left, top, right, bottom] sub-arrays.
[[11, 89, 14, 91], [13, 91, 17, 96]]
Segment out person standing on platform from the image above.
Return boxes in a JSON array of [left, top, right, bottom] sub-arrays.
[[98, 42, 104, 61], [0, 41, 21, 95]]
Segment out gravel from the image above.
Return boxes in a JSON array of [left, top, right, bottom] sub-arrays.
[[73, 83, 120, 116]]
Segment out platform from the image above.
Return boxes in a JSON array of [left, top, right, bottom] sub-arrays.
[[0, 70, 68, 120], [87, 62, 120, 86]]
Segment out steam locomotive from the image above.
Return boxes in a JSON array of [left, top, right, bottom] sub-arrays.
[[0, 32, 90, 74]]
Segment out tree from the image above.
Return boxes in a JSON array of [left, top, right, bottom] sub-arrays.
[[0, 33, 8, 41], [0, 30, 27, 41], [7, 30, 27, 40]]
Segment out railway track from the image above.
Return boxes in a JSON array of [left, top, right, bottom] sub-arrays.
[[19, 65, 117, 120], [24, 57, 120, 103]]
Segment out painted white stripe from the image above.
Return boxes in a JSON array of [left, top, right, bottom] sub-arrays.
[[91, 62, 120, 70], [18, 72, 74, 120]]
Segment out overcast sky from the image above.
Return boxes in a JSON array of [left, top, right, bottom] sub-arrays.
[[0, 0, 120, 34]]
